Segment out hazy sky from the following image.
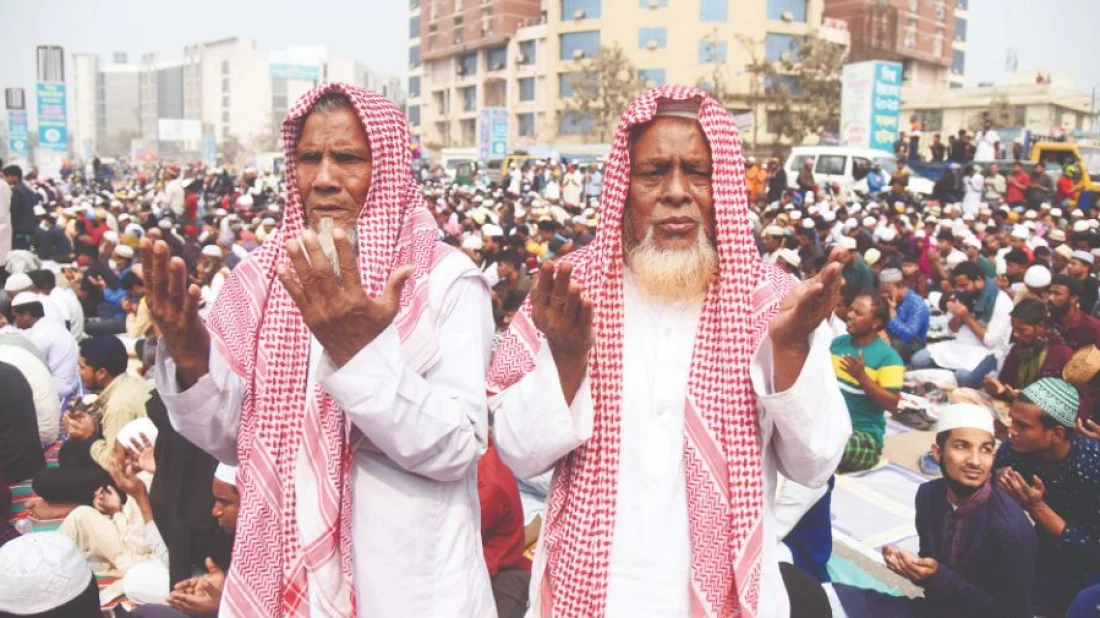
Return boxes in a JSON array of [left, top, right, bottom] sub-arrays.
[[0, 0, 1097, 127]]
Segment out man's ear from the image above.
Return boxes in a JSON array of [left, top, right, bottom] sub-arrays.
[[930, 443, 942, 466]]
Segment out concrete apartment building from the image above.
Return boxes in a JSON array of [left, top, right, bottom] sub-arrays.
[[823, 0, 968, 89], [408, 0, 835, 154]]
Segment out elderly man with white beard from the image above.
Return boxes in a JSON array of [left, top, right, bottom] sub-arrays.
[[489, 86, 851, 618], [142, 84, 495, 617]]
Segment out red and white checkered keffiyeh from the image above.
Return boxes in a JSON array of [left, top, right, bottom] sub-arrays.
[[207, 83, 457, 617], [487, 85, 797, 617]]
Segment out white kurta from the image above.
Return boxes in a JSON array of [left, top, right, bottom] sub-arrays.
[[3, 317, 80, 400], [156, 273, 497, 618], [492, 274, 850, 618], [927, 289, 1013, 371]]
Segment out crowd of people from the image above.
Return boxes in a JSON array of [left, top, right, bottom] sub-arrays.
[[0, 81, 1099, 618]]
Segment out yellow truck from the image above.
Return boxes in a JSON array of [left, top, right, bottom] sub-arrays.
[[1028, 141, 1100, 210]]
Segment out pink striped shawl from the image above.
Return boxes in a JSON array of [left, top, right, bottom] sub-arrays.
[[487, 85, 797, 617], [207, 83, 456, 617]]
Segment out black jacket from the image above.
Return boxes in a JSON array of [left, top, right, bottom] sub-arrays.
[[0, 360, 46, 483]]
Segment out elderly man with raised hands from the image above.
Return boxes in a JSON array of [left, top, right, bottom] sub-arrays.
[[489, 87, 850, 618], [143, 84, 495, 617]]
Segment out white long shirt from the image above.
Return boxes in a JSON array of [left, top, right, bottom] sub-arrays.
[[50, 286, 86, 341], [156, 273, 497, 618], [927, 288, 1013, 372], [0, 343, 59, 444], [3, 317, 80, 400], [492, 274, 850, 618]]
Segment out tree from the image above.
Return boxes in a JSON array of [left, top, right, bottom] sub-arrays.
[[696, 29, 734, 104], [561, 43, 644, 142], [757, 31, 846, 146]]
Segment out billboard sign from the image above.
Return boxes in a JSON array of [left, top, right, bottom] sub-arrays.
[[479, 107, 508, 161], [840, 60, 902, 153], [36, 82, 68, 153], [8, 110, 30, 158]]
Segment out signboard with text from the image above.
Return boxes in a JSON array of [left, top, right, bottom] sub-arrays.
[[840, 60, 902, 153], [8, 110, 29, 158], [36, 83, 68, 153], [479, 108, 508, 161]]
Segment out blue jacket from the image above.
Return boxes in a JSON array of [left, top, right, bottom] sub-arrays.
[[887, 289, 930, 344]]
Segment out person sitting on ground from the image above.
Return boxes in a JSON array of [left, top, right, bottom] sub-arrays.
[[912, 261, 1013, 388], [836, 403, 1037, 618], [879, 267, 929, 363], [1047, 274, 1100, 350], [985, 299, 1074, 402], [0, 533, 102, 618], [831, 293, 903, 472], [478, 439, 532, 618], [5, 293, 79, 401], [995, 377, 1100, 615], [28, 268, 86, 342]]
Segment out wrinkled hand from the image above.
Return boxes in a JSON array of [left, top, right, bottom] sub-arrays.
[[531, 261, 594, 360], [840, 353, 868, 383], [278, 229, 412, 368], [168, 558, 224, 618], [93, 486, 122, 517], [769, 248, 843, 350], [997, 467, 1045, 509], [1076, 417, 1100, 442], [883, 545, 938, 582], [140, 238, 211, 386]]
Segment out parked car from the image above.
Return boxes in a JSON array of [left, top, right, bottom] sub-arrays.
[[783, 146, 935, 196]]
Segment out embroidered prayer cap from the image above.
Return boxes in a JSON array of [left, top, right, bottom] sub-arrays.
[[1063, 345, 1100, 388], [1022, 377, 1080, 428], [936, 403, 995, 437], [1049, 229, 1066, 242], [0, 533, 95, 614], [878, 268, 903, 284]]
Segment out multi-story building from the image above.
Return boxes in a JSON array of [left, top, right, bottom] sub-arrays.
[[97, 63, 142, 156], [824, 0, 962, 89], [70, 53, 99, 160]]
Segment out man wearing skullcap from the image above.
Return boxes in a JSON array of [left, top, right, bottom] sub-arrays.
[[1065, 249, 1100, 316], [0, 532, 101, 617], [995, 377, 1100, 614], [985, 299, 1073, 406], [879, 267, 929, 362], [4, 292, 79, 400]]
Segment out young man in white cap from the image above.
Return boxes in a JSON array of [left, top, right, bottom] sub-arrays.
[[0, 532, 102, 617], [836, 403, 1037, 617], [995, 377, 1100, 614], [3, 292, 79, 400], [1066, 249, 1100, 315]]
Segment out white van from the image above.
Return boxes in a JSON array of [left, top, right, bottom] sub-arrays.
[[783, 146, 934, 196]]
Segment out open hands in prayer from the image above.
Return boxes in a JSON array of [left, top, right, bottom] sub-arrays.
[[531, 261, 593, 404], [92, 486, 122, 517], [140, 238, 211, 387], [277, 229, 412, 368], [1075, 417, 1100, 442], [769, 248, 843, 351], [124, 432, 157, 474], [168, 557, 225, 618], [882, 545, 939, 582], [997, 467, 1045, 509]]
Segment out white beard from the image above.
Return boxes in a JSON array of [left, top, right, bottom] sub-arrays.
[[625, 224, 717, 302], [312, 217, 358, 280]]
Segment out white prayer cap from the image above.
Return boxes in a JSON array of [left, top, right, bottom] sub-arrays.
[[844, 218, 858, 232], [879, 268, 903, 284], [996, 260, 1007, 276], [158, 218, 173, 230], [1011, 225, 1030, 240], [1074, 220, 1091, 233], [963, 236, 982, 250], [801, 218, 815, 230], [0, 533, 95, 615], [113, 245, 134, 259], [935, 403, 995, 437], [201, 245, 223, 259], [1049, 229, 1066, 242], [864, 248, 881, 266], [1028, 236, 1048, 250], [822, 210, 836, 223], [915, 229, 926, 239], [1072, 250, 1095, 265], [837, 236, 857, 250], [878, 226, 898, 242], [116, 417, 158, 449], [850, 203, 863, 214], [945, 252, 968, 268], [462, 235, 483, 251], [1024, 265, 1052, 289], [862, 216, 876, 228], [777, 248, 801, 268], [33, 204, 46, 216], [214, 463, 237, 487], [763, 225, 784, 237], [1025, 210, 1038, 220], [1071, 210, 1085, 219], [1055, 244, 1075, 260], [790, 211, 802, 220], [962, 213, 976, 222], [3, 272, 32, 292], [214, 208, 228, 217], [103, 230, 120, 244], [1051, 208, 1063, 218], [1092, 220, 1100, 230], [262, 217, 277, 226], [804, 191, 816, 204], [10, 291, 40, 308], [482, 223, 504, 237], [974, 222, 987, 233]]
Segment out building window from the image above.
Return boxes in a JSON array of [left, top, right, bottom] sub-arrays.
[[639, 0, 667, 6], [764, 33, 799, 61], [698, 39, 728, 63], [559, 72, 596, 98], [955, 17, 967, 41], [487, 46, 507, 71], [454, 28, 464, 44], [1013, 105, 1027, 127], [410, 16, 420, 38], [910, 109, 943, 132], [562, 0, 601, 19], [767, 110, 789, 133], [699, 0, 727, 22], [459, 52, 478, 75], [559, 110, 596, 135], [560, 31, 601, 61], [638, 68, 666, 86], [461, 86, 476, 112], [461, 119, 477, 146], [409, 76, 421, 98], [408, 104, 421, 127], [409, 45, 421, 68], [638, 27, 667, 49], [222, 77, 230, 92], [222, 94, 230, 107], [767, 0, 807, 22], [518, 41, 537, 65], [518, 112, 535, 137], [764, 75, 801, 95], [221, 60, 229, 75], [519, 77, 536, 101], [952, 49, 965, 75], [222, 110, 230, 123]]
